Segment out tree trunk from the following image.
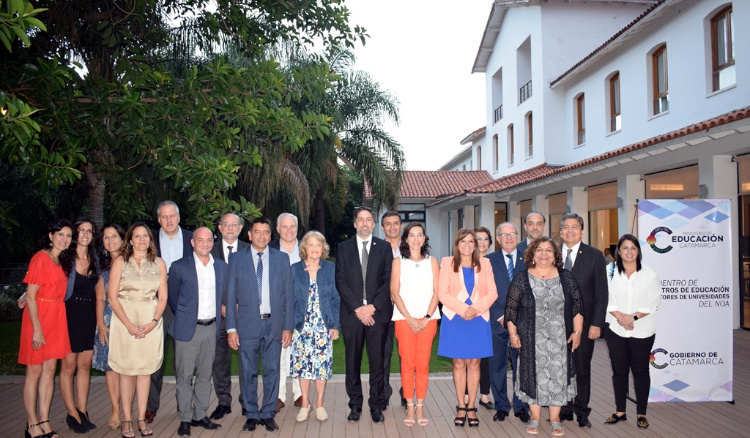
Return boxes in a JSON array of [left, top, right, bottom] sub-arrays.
[[313, 186, 326, 233], [84, 163, 106, 229]]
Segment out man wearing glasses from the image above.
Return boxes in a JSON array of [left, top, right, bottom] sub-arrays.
[[485, 223, 530, 425], [209, 213, 249, 420]]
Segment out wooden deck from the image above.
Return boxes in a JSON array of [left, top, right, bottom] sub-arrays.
[[2, 330, 748, 437]]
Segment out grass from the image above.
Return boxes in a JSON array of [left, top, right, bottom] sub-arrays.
[[1, 320, 454, 375]]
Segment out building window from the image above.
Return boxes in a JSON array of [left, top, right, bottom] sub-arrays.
[[462, 164, 466, 171], [711, 6, 735, 91], [575, 93, 585, 145], [493, 134, 499, 171], [525, 112, 533, 157], [652, 44, 669, 115], [517, 37, 532, 104], [493, 68, 504, 123], [476, 145, 482, 170], [507, 124, 514, 166], [609, 73, 621, 132]]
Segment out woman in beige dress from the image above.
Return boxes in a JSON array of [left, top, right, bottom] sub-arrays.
[[108, 222, 168, 438]]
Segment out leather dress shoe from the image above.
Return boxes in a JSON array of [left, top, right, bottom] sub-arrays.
[[347, 410, 361, 422], [144, 411, 156, 424], [242, 418, 259, 431], [262, 418, 280, 431], [371, 410, 385, 423], [577, 415, 592, 428], [479, 399, 495, 410], [276, 399, 285, 412], [294, 396, 303, 407], [559, 412, 574, 422], [515, 409, 531, 423], [493, 411, 508, 422], [177, 422, 191, 436], [209, 404, 231, 420], [191, 417, 221, 430]]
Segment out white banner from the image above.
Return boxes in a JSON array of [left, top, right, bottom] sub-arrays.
[[638, 199, 733, 402]]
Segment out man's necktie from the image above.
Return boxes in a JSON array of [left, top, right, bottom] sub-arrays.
[[227, 245, 233, 260], [564, 248, 573, 271], [256, 252, 263, 306], [506, 254, 515, 280], [361, 241, 369, 305]]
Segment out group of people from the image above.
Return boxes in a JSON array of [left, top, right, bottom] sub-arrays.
[[17, 202, 660, 437]]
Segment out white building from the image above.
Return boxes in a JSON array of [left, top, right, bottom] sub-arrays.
[[420, 0, 749, 328]]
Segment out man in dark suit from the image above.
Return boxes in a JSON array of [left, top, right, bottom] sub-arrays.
[[209, 213, 249, 420], [558, 213, 608, 428], [486, 223, 531, 425], [335, 206, 393, 423], [146, 200, 194, 424], [168, 227, 226, 436], [226, 217, 294, 432], [516, 211, 545, 257]]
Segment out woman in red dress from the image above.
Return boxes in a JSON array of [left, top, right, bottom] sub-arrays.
[[19, 220, 73, 438]]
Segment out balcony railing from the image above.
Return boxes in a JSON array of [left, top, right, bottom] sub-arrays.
[[653, 94, 669, 115], [493, 105, 503, 124], [519, 80, 532, 103]]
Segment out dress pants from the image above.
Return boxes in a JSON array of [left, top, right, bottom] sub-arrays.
[[342, 320, 389, 412], [562, 304, 596, 418], [605, 328, 655, 415], [278, 343, 301, 403], [147, 305, 174, 412], [212, 317, 244, 408], [395, 319, 436, 400], [383, 321, 396, 401], [488, 329, 528, 413], [175, 323, 216, 422], [240, 318, 282, 420]]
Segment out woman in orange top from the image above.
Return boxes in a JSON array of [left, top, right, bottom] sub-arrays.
[[437, 228, 498, 428], [19, 220, 74, 438]]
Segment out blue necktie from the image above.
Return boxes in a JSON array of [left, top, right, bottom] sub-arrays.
[[256, 252, 263, 306], [506, 254, 515, 280]]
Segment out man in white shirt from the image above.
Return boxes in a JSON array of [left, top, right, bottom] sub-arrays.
[[167, 228, 227, 436], [269, 213, 303, 411]]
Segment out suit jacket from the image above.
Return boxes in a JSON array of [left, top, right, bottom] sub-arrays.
[[225, 246, 294, 341], [438, 257, 498, 322], [292, 260, 340, 331], [486, 249, 526, 333], [567, 242, 608, 327], [335, 236, 393, 325], [211, 239, 249, 306], [153, 227, 193, 259], [517, 239, 529, 258], [167, 254, 227, 341]]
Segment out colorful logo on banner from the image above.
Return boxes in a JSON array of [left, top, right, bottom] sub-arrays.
[[647, 227, 673, 253]]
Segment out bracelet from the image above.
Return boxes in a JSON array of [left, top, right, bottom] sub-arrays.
[[152, 319, 159, 324], [509, 333, 518, 339], [573, 331, 582, 336]]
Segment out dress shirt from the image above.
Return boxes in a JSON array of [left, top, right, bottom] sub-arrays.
[[278, 239, 301, 265], [160, 228, 183, 271], [606, 265, 661, 338], [252, 248, 271, 314], [194, 254, 217, 320], [562, 241, 582, 267], [356, 235, 372, 260], [503, 249, 516, 271], [222, 238, 238, 262]]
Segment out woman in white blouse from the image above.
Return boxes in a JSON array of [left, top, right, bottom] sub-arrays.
[[604, 234, 661, 430], [391, 222, 441, 427]]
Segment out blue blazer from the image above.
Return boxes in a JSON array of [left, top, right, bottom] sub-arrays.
[[225, 246, 294, 341], [292, 260, 340, 332], [486, 248, 526, 334], [167, 254, 227, 342]]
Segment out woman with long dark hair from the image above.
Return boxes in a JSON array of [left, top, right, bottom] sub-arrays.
[[92, 224, 127, 430], [59, 217, 100, 433], [604, 234, 661, 429], [19, 219, 73, 438]]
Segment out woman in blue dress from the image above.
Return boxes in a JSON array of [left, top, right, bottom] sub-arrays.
[[92, 224, 126, 430], [438, 228, 498, 428], [290, 231, 340, 423]]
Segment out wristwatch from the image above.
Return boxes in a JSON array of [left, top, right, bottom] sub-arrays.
[[633, 314, 639, 321], [424, 314, 431, 319]]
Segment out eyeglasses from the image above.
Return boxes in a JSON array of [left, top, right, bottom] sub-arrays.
[[476, 237, 490, 242], [77, 229, 94, 235], [498, 232, 518, 239], [220, 222, 241, 228]]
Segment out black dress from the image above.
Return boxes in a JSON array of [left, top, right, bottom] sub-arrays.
[[66, 272, 98, 353]]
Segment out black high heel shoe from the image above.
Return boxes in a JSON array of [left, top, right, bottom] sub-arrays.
[[37, 420, 59, 438], [454, 406, 467, 427], [77, 409, 97, 431], [466, 407, 480, 427], [25, 422, 43, 438], [66, 413, 88, 434]]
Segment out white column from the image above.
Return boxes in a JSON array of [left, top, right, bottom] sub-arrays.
[[569, 186, 588, 243], [618, 174, 644, 237]]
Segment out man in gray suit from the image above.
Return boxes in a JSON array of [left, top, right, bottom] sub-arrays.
[[209, 213, 249, 420], [168, 227, 226, 436], [226, 217, 294, 432]]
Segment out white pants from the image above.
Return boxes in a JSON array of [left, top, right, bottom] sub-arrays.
[[278, 343, 302, 403]]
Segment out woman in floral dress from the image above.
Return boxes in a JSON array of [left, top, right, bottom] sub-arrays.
[[290, 231, 340, 423]]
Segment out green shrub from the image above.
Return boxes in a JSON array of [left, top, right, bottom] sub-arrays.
[[0, 284, 25, 322]]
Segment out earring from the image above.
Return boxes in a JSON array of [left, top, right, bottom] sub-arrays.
[[103, 249, 109, 256]]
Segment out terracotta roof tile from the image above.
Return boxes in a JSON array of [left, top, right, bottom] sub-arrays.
[[364, 171, 493, 199], [428, 105, 750, 207]]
